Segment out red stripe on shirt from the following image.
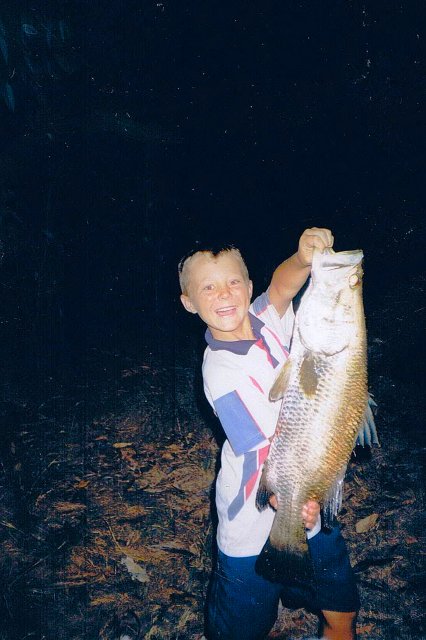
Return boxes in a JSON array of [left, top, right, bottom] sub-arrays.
[[249, 376, 264, 394], [264, 327, 290, 356], [244, 445, 270, 501], [235, 390, 267, 439], [244, 471, 259, 501], [258, 444, 270, 466], [255, 339, 274, 367]]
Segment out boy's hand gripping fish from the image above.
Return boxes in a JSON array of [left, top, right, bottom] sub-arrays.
[[256, 247, 378, 580]]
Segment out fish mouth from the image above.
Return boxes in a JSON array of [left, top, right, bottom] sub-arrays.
[[314, 247, 364, 270]]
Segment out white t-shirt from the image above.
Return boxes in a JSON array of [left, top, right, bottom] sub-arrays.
[[202, 290, 320, 557]]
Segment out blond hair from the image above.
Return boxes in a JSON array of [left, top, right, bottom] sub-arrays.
[[178, 246, 249, 295]]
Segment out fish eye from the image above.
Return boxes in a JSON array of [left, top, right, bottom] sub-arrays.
[[349, 274, 360, 288]]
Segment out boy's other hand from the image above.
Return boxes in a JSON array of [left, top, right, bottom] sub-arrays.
[[268, 496, 320, 530], [297, 227, 334, 267], [269, 495, 278, 510], [301, 500, 320, 530]]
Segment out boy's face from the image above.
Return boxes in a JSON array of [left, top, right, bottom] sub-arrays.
[[180, 252, 254, 341]]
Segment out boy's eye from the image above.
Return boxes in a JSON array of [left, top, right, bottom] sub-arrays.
[[230, 279, 240, 285], [203, 284, 214, 291]]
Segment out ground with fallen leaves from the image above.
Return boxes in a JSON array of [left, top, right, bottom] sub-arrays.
[[0, 340, 424, 639]]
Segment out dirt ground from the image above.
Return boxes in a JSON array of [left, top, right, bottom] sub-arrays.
[[0, 342, 424, 640]]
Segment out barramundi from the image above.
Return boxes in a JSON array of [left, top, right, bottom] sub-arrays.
[[256, 247, 377, 578]]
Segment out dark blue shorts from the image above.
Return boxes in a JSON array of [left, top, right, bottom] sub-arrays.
[[206, 525, 360, 640]]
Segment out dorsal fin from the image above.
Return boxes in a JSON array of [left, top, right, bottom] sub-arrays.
[[269, 359, 292, 401]]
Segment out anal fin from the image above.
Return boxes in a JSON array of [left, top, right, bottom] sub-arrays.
[[322, 467, 346, 530]]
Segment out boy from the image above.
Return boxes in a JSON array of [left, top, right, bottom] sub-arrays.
[[179, 228, 360, 640]]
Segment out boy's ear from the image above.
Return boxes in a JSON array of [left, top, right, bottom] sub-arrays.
[[180, 294, 198, 314]]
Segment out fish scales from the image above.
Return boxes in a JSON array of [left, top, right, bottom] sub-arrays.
[[256, 247, 369, 578]]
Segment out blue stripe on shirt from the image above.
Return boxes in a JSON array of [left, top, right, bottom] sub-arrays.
[[252, 291, 270, 316], [228, 450, 257, 520], [213, 391, 266, 456]]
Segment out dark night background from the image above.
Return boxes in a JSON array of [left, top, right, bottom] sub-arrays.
[[0, 1, 424, 639]]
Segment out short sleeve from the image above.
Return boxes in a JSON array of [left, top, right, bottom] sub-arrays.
[[252, 290, 294, 349]]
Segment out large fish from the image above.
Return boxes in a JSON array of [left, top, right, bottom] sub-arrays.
[[256, 247, 377, 579]]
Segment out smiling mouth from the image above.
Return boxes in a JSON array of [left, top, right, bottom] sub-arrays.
[[216, 306, 237, 316]]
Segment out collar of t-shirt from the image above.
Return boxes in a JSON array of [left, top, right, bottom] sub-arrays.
[[204, 313, 267, 355]]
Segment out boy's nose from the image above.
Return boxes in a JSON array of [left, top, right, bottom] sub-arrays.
[[218, 286, 231, 299]]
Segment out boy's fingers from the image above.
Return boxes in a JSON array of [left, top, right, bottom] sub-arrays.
[[303, 499, 320, 511], [269, 495, 278, 510], [303, 227, 334, 251], [301, 500, 320, 521]]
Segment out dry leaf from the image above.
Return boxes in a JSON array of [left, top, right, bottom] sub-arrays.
[[155, 540, 195, 554], [355, 513, 379, 533], [156, 587, 189, 602], [113, 442, 133, 449], [120, 555, 150, 583], [119, 449, 139, 470], [161, 452, 174, 461], [137, 465, 169, 489], [121, 365, 150, 377], [169, 465, 214, 493], [90, 593, 133, 607], [165, 444, 184, 454], [0, 521, 17, 530], [74, 480, 90, 489], [53, 502, 87, 514], [121, 505, 148, 518], [124, 546, 172, 564], [177, 609, 197, 630], [358, 623, 375, 635]]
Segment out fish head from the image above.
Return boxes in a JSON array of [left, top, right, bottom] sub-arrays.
[[297, 248, 365, 356]]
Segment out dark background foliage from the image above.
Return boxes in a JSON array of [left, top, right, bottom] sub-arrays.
[[0, 1, 424, 638], [1, 1, 424, 373]]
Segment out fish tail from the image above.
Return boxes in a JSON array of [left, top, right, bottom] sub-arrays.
[[255, 537, 313, 584], [256, 501, 313, 582]]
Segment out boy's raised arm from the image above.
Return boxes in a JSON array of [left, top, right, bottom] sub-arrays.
[[268, 227, 334, 317]]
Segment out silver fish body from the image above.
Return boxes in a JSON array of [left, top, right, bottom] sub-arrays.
[[256, 247, 370, 575]]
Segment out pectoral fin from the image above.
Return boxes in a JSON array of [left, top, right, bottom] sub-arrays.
[[269, 359, 292, 401], [299, 352, 319, 396]]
